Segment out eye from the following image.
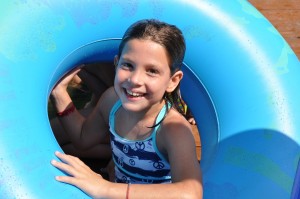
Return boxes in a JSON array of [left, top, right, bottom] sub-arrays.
[[147, 68, 159, 76], [120, 62, 133, 70]]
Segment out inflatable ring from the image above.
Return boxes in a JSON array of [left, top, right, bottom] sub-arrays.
[[1, 1, 300, 198]]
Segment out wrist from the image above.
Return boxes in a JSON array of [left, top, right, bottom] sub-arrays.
[[51, 85, 67, 99], [93, 180, 112, 199], [50, 88, 73, 113], [98, 181, 128, 199], [57, 102, 76, 117]]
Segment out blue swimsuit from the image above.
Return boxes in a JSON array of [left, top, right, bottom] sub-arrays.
[[109, 100, 172, 184]]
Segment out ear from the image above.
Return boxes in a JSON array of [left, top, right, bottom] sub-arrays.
[[166, 70, 183, 93], [114, 55, 119, 69]]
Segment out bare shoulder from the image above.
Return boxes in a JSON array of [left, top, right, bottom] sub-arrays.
[[157, 109, 195, 155], [158, 108, 201, 183], [160, 109, 193, 140]]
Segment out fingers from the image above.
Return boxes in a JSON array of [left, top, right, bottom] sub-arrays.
[[51, 152, 84, 178], [51, 156, 81, 187], [67, 64, 85, 76], [53, 65, 84, 90], [55, 151, 84, 166], [68, 66, 82, 77], [51, 151, 105, 197], [55, 174, 76, 185], [51, 151, 98, 178], [51, 153, 75, 176]]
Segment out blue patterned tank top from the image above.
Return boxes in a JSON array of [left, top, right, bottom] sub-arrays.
[[109, 100, 172, 184]]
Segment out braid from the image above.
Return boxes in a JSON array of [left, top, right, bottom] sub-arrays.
[[165, 88, 187, 117]]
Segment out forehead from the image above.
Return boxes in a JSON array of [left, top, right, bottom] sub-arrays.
[[121, 39, 171, 67]]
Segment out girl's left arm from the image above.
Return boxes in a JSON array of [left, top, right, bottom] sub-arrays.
[[157, 118, 203, 198]]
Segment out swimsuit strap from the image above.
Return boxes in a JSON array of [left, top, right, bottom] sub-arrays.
[[109, 100, 171, 139]]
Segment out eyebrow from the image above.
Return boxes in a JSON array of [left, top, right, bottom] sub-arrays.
[[119, 55, 133, 63], [121, 55, 158, 67]]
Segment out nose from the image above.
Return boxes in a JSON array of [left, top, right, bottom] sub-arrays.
[[129, 69, 143, 85]]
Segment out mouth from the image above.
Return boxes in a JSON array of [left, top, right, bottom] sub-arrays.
[[124, 89, 145, 98]]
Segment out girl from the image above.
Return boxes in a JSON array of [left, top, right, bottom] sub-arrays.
[[51, 19, 202, 199]]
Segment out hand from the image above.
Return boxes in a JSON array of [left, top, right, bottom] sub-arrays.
[[51, 151, 108, 198], [52, 67, 82, 97]]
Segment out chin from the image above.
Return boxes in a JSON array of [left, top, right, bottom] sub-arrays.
[[121, 102, 144, 112]]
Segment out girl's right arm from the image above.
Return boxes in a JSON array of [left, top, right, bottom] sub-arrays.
[[50, 68, 117, 150]]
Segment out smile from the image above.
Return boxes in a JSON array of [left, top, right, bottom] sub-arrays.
[[125, 89, 145, 97]]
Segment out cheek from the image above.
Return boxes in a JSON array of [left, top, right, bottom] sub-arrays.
[[148, 79, 170, 94], [113, 72, 125, 93], [114, 69, 126, 83]]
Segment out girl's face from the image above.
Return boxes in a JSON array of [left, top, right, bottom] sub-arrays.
[[114, 39, 182, 113]]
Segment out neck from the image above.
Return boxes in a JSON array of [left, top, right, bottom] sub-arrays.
[[116, 99, 166, 139]]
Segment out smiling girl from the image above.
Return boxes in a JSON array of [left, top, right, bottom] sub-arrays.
[[51, 19, 202, 199]]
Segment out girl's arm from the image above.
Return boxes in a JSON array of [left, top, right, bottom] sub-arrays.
[[52, 150, 202, 199], [157, 114, 203, 198], [50, 68, 116, 150], [51, 112, 203, 199]]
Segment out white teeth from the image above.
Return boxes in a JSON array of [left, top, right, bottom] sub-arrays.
[[126, 89, 143, 97]]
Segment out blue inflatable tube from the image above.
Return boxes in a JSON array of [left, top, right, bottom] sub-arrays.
[[1, 1, 300, 198]]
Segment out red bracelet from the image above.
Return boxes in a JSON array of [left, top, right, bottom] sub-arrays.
[[126, 183, 130, 199], [57, 103, 76, 117]]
